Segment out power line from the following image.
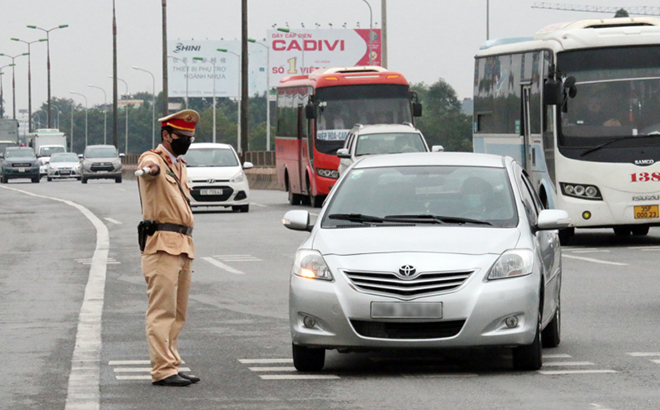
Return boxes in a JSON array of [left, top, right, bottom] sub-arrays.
[[531, 2, 660, 16]]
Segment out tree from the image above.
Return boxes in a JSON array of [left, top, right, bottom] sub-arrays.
[[614, 8, 629, 18], [411, 78, 473, 152]]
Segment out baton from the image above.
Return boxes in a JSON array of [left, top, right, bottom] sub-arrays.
[[134, 166, 152, 177]]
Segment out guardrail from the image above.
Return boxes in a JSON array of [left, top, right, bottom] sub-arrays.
[[121, 151, 276, 167]]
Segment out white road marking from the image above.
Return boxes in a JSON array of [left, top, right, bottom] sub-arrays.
[[650, 360, 660, 364], [569, 250, 610, 254], [116, 375, 152, 380], [239, 359, 293, 364], [627, 352, 660, 357], [538, 370, 617, 375], [562, 254, 628, 266], [259, 375, 340, 380], [248, 367, 298, 372], [543, 361, 594, 367], [251, 202, 267, 208], [401, 373, 479, 378], [108, 360, 151, 365], [201, 256, 245, 274], [76, 258, 120, 265], [544, 354, 573, 359], [0, 186, 109, 410], [104, 217, 122, 225], [114, 367, 191, 373], [214, 254, 262, 262]]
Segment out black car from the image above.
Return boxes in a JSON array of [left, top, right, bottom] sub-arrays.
[[1, 147, 40, 183]]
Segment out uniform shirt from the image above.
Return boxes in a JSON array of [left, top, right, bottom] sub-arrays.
[[138, 144, 195, 258]]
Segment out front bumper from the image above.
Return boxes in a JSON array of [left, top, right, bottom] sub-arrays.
[[189, 181, 250, 207], [290, 258, 539, 350], [48, 168, 81, 179], [2, 167, 40, 179]]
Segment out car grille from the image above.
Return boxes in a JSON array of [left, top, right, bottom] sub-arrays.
[[350, 319, 465, 339], [11, 162, 33, 167], [343, 269, 474, 298], [90, 162, 114, 172], [190, 185, 234, 202]]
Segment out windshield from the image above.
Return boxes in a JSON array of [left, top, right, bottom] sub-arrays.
[[558, 45, 660, 151], [5, 149, 36, 160], [315, 84, 413, 155], [322, 165, 517, 228], [182, 148, 239, 167], [40, 146, 65, 156], [355, 132, 427, 156], [85, 147, 118, 158], [50, 153, 79, 163]]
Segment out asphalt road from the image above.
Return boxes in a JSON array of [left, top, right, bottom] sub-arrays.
[[2, 177, 660, 410]]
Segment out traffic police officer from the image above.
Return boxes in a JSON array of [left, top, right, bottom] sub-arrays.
[[137, 109, 200, 387]]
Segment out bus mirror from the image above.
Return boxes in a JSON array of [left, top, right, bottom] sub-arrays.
[[544, 80, 562, 105], [565, 76, 577, 99], [305, 103, 316, 119], [412, 102, 423, 117]]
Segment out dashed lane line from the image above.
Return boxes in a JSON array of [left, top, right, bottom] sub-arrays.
[[248, 367, 298, 372], [114, 367, 191, 373], [562, 254, 628, 266], [239, 359, 293, 364], [543, 361, 595, 367], [538, 370, 617, 375], [201, 256, 245, 274], [239, 358, 340, 380]]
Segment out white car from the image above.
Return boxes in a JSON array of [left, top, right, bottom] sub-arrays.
[[336, 123, 442, 175], [182, 143, 253, 212], [47, 152, 81, 181], [283, 152, 570, 372]]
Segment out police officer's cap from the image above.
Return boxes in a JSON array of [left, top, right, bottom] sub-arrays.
[[158, 109, 200, 137]]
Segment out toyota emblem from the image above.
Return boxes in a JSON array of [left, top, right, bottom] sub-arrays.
[[399, 265, 416, 276]]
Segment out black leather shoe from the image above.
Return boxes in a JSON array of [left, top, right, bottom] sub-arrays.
[[152, 374, 192, 386], [178, 372, 200, 383]]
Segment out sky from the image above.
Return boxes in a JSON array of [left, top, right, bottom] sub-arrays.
[[0, 0, 654, 124]]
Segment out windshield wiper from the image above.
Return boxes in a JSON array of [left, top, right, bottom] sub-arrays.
[[328, 213, 387, 224], [580, 134, 660, 157], [385, 214, 493, 226]]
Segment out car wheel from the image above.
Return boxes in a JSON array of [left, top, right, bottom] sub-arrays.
[[512, 305, 543, 370], [0, 175, 7, 184], [115, 177, 122, 183], [558, 227, 574, 246], [542, 291, 561, 348], [76, 176, 82, 181], [613, 226, 631, 237], [631, 225, 649, 236], [81, 177, 88, 184], [292, 343, 325, 371], [47, 176, 52, 182], [32, 176, 40, 183], [240, 205, 249, 213]]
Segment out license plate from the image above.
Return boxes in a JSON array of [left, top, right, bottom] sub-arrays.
[[371, 302, 443, 319], [634, 205, 659, 219], [60, 170, 70, 175], [18, 167, 26, 172], [200, 189, 223, 195]]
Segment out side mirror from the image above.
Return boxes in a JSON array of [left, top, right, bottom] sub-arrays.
[[78, 154, 83, 159], [412, 102, 422, 117], [242, 161, 254, 170], [431, 145, 444, 152], [305, 103, 316, 119], [119, 153, 126, 157], [544, 79, 563, 106], [336, 148, 351, 159], [537, 209, 571, 231], [282, 210, 312, 232]]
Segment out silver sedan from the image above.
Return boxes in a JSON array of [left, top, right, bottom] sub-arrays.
[[283, 152, 570, 372]]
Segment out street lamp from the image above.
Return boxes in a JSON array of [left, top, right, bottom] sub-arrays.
[[88, 84, 107, 144], [192, 57, 217, 143], [32, 112, 42, 129], [70, 91, 88, 148], [361, 0, 374, 65], [248, 38, 272, 150], [11, 37, 47, 132], [167, 55, 189, 109], [27, 24, 69, 127], [132, 66, 156, 149], [0, 53, 28, 120], [0, 64, 15, 118], [218, 48, 242, 152], [276, 27, 305, 72], [108, 75, 129, 153]]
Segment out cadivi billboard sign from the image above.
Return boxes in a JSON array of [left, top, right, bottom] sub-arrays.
[[267, 29, 381, 85]]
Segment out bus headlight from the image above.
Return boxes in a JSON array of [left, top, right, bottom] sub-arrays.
[[316, 168, 339, 179], [560, 182, 602, 200]]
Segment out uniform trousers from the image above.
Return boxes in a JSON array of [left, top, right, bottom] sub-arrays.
[[142, 251, 192, 382]]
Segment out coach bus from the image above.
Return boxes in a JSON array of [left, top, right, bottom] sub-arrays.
[[275, 66, 421, 207], [473, 17, 660, 244]]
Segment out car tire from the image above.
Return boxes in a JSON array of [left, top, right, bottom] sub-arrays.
[[292, 343, 325, 372], [512, 306, 543, 371], [115, 177, 122, 183], [0, 175, 7, 184], [542, 292, 561, 348], [81, 177, 88, 184], [240, 205, 249, 213], [76, 176, 82, 181], [47, 176, 52, 182], [32, 176, 40, 183], [631, 225, 649, 236], [613, 226, 631, 237], [288, 186, 302, 206], [558, 227, 574, 246]]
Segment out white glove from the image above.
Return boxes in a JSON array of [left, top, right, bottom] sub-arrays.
[[134, 166, 152, 177]]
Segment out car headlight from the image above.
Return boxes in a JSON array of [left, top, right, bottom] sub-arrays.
[[487, 249, 534, 280], [292, 249, 333, 281], [230, 172, 245, 183]]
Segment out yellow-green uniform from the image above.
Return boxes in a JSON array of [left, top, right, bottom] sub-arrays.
[[138, 145, 195, 382]]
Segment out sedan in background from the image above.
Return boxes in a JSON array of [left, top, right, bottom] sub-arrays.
[[283, 153, 569, 372], [0, 147, 40, 183], [81, 145, 123, 183], [47, 152, 82, 181], [182, 143, 253, 212]]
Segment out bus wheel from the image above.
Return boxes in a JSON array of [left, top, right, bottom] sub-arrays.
[[286, 176, 301, 206], [558, 227, 574, 246], [632, 225, 649, 236], [306, 179, 322, 208], [613, 226, 631, 237]]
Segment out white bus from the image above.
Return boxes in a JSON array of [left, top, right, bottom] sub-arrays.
[[473, 17, 660, 244]]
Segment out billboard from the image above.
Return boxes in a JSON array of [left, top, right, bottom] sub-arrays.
[[167, 40, 267, 98], [267, 28, 381, 86]]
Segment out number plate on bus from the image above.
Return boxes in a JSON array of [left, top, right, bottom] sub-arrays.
[[634, 205, 659, 219], [371, 302, 443, 319], [200, 189, 223, 195]]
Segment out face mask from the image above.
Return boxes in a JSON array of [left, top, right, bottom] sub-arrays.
[[170, 136, 192, 156]]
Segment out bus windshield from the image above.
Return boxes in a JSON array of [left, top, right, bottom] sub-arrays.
[[558, 45, 660, 149], [315, 84, 413, 154]]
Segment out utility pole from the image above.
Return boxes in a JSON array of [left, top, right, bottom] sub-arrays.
[[112, 0, 118, 148], [162, 0, 169, 117], [381, 0, 387, 68], [240, 0, 249, 157]]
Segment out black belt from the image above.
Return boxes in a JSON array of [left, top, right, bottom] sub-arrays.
[[155, 223, 193, 236]]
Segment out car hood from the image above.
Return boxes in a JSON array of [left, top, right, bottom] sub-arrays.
[[311, 226, 521, 256], [84, 157, 119, 162], [51, 161, 80, 168], [187, 166, 242, 181]]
